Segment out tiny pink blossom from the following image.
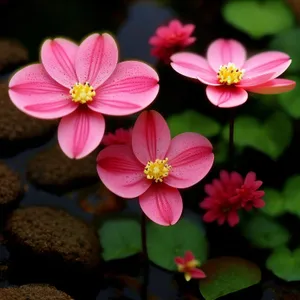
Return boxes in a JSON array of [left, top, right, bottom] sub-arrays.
[[8, 33, 159, 159], [170, 38, 296, 107], [102, 128, 133, 146], [97, 110, 214, 226], [149, 19, 196, 63], [200, 170, 265, 227]]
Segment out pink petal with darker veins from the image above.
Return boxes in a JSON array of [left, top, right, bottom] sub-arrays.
[[206, 86, 248, 108], [132, 110, 171, 164], [206, 39, 247, 72], [75, 33, 118, 89], [58, 107, 105, 159], [164, 132, 214, 189], [9, 64, 78, 119], [89, 61, 159, 116], [139, 183, 183, 226], [97, 144, 151, 198], [246, 79, 296, 94], [238, 72, 276, 88], [41, 38, 78, 88]]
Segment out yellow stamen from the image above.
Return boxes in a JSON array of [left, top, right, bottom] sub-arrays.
[[186, 259, 200, 269], [177, 264, 184, 272], [184, 273, 192, 282], [144, 158, 171, 183], [217, 62, 244, 85], [69, 82, 96, 104]]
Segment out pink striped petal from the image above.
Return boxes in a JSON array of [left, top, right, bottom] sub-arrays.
[[58, 108, 105, 159], [132, 110, 171, 164], [170, 52, 219, 85], [97, 144, 151, 198], [190, 269, 206, 279], [9, 64, 78, 119], [207, 39, 247, 72], [238, 72, 276, 88], [75, 33, 118, 89], [89, 61, 159, 115], [206, 86, 248, 108], [164, 132, 214, 189], [41, 38, 78, 88], [243, 51, 291, 79], [246, 79, 296, 94], [139, 183, 183, 226]]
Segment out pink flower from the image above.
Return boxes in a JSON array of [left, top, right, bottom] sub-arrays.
[[200, 170, 265, 227], [170, 38, 296, 107], [8, 33, 159, 159], [102, 128, 133, 146], [97, 110, 214, 226], [149, 19, 196, 63], [175, 250, 206, 281]]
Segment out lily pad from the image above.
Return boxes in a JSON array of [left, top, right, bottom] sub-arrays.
[[167, 110, 221, 138], [98, 217, 142, 261], [147, 218, 208, 271], [261, 188, 285, 217], [223, 0, 294, 39], [277, 76, 300, 119], [266, 247, 300, 281], [283, 175, 300, 216], [200, 256, 261, 300], [242, 214, 290, 249]]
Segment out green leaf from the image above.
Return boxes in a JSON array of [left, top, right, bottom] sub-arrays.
[[242, 214, 290, 249], [222, 113, 293, 160], [98, 217, 142, 261], [147, 218, 208, 271], [283, 175, 300, 216], [277, 76, 300, 118], [200, 257, 261, 300], [222, 0, 294, 39], [266, 247, 300, 281], [214, 140, 228, 164], [261, 188, 285, 217], [167, 110, 221, 138], [270, 28, 300, 73]]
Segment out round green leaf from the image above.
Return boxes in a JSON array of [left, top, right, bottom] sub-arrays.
[[200, 257, 261, 300], [98, 217, 142, 261], [167, 110, 220, 138], [283, 175, 300, 215], [223, 0, 294, 39], [261, 188, 285, 217], [277, 76, 300, 118], [242, 214, 290, 249], [147, 218, 208, 271], [270, 28, 300, 73], [266, 247, 300, 281]]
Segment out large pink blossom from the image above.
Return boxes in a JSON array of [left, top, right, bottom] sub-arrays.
[[170, 38, 296, 107], [97, 110, 214, 226], [149, 19, 196, 63], [8, 33, 159, 159]]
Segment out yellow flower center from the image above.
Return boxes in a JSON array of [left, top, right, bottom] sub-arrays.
[[69, 82, 96, 104], [186, 259, 200, 269], [144, 158, 171, 183], [217, 63, 244, 85]]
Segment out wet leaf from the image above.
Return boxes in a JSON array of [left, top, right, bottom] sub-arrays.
[[98, 217, 141, 261], [223, 0, 294, 39], [200, 256, 261, 300], [147, 218, 208, 271]]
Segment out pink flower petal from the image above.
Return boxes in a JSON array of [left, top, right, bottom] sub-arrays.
[[164, 132, 214, 189], [253, 198, 265, 208], [243, 51, 291, 79], [58, 108, 105, 159], [175, 257, 185, 265], [244, 172, 256, 185], [183, 37, 197, 47], [227, 211, 239, 227], [206, 86, 248, 108], [97, 144, 151, 198], [41, 38, 78, 88], [238, 72, 276, 88], [184, 251, 195, 262], [75, 33, 118, 89], [139, 183, 183, 226], [206, 39, 247, 72], [246, 79, 296, 94], [203, 210, 220, 223], [169, 19, 182, 31], [183, 24, 195, 36], [89, 61, 159, 115], [132, 110, 171, 164], [190, 269, 206, 279], [170, 52, 219, 85], [9, 64, 78, 119]]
